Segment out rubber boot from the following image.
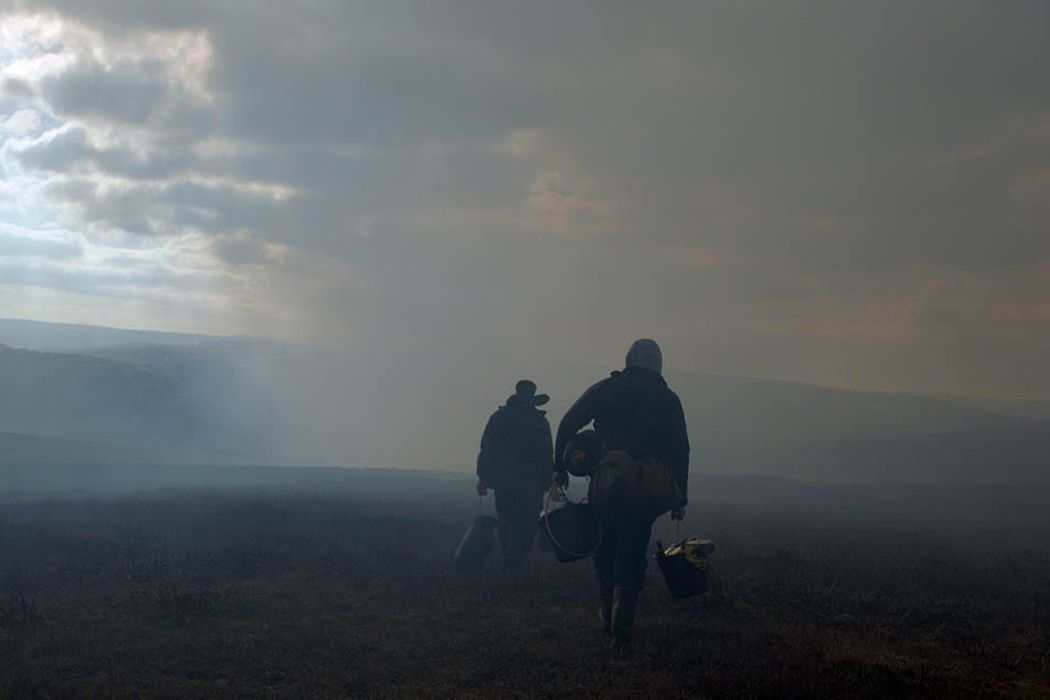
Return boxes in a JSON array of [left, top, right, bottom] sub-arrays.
[[598, 583, 614, 637], [611, 587, 640, 654]]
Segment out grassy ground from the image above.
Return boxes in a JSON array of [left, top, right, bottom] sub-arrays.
[[1, 481, 1048, 698]]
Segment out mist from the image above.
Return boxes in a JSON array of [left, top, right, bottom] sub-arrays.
[[2, 1, 1050, 696], [3, 317, 1049, 491]]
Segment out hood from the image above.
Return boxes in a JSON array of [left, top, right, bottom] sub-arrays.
[[625, 338, 663, 375]]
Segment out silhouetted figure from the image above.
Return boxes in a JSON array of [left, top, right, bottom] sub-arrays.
[[554, 339, 689, 653], [477, 380, 555, 570]]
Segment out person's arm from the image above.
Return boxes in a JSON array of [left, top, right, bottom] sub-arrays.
[[667, 392, 690, 509], [542, 416, 555, 475], [554, 379, 606, 471], [476, 411, 499, 494], [527, 415, 556, 489]]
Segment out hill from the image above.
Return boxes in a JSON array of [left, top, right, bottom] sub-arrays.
[[0, 318, 234, 352], [0, 344, 275, 460], [668, 371, 1028, 446], [0, 431, 247, 467], [0, 320, 1046, 483]]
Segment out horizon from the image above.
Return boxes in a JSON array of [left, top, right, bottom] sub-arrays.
[[4, 314, 1049, 404]]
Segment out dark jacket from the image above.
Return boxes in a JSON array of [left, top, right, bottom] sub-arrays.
[[477, 396, 555, 492], [555, 366, 690, 504]]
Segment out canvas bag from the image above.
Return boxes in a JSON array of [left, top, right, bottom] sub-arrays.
[[591, 450, 681, 517], [453, 515, 498, 572]]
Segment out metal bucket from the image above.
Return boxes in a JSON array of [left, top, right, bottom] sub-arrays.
[[539, 488, 601, 563], [654, 538, 716, 598]]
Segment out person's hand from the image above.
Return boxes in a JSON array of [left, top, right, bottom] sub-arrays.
[[552, 471, 568, 488], [476, 479, 489, 497], [670, 505, 686, 521]]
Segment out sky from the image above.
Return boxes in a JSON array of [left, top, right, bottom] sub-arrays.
[[0, 1, 1048, 399]]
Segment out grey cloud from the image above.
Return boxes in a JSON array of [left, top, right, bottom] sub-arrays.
[[40, 56, 170, 124], [0, 260, 220, 297], [211, 232, 269, 265], [40, 176, 306, 242], [42, 178, 155, 235], [15, 125, 193, 179], [12, 125, 91, 171], [0, 228, 81, 259], [2, 77, 34, 100]]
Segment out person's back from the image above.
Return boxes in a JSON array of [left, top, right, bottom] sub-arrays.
[[586, 366, 688, 495], [480, 397, 552, 493], [556, 343, 689, 505], [477, 380, 554, 569]]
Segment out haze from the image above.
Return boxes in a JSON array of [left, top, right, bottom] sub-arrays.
[[1, 1, 1049, 473]]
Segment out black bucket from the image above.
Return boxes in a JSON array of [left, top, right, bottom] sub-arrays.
[[539, 490, 601, 563], [453, 515, 498, 572], [536, 522, 554, 553], [654, 538, 716, 598]]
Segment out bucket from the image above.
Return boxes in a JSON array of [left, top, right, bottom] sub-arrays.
[[539, 487, 601, 563], [654, 538, 716, 598], [536, 522, 554, 552], [453, 515, 498, 572]]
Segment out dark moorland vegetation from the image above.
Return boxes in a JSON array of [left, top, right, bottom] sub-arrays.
[[1, 474, 1049, 698]]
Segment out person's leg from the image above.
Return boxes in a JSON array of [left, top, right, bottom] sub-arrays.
[[611, 514, 655, 653], [494, 489, 511, 557], [615, 515, 654, 591], [593, 509, 618, 635], [502, 491, 540, 570]]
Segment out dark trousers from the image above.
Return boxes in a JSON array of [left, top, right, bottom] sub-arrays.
[[593, 507, 655, 591], [494, 489, 542, 570]]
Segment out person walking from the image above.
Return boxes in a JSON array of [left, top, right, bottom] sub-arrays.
[[554, 339, 689, 653], [477, 380, 555, 570]]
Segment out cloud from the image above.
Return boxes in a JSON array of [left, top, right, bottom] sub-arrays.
[[211, 231, 273, 266], [0, 107, 40, 135], [1, 77, 34, 100], [12, 123, 194, 178], [0, 222, 80, 259], [40, 56, 169, 124], [0, 0, 1048, 400]]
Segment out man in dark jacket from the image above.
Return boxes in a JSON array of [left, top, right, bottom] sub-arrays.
[[477, 380, 555, 570], [554, 339, 689, 653]]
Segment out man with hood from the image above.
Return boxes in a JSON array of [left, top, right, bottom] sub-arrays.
[[554, 339, 689, 653], [476, 380, 555, 570]]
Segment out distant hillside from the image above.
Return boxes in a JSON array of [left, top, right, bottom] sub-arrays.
[[697, 422, 1050, 484], [927, 394, 1050, 422], [669, 372, 1028, 446], [0, 431, 250, 466], [0, 344, 276, 459], [0, 318, 236, 352], [0, 319, 1046, 484]]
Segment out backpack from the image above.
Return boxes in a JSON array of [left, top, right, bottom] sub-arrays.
[[590, 450, 681, 517]]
